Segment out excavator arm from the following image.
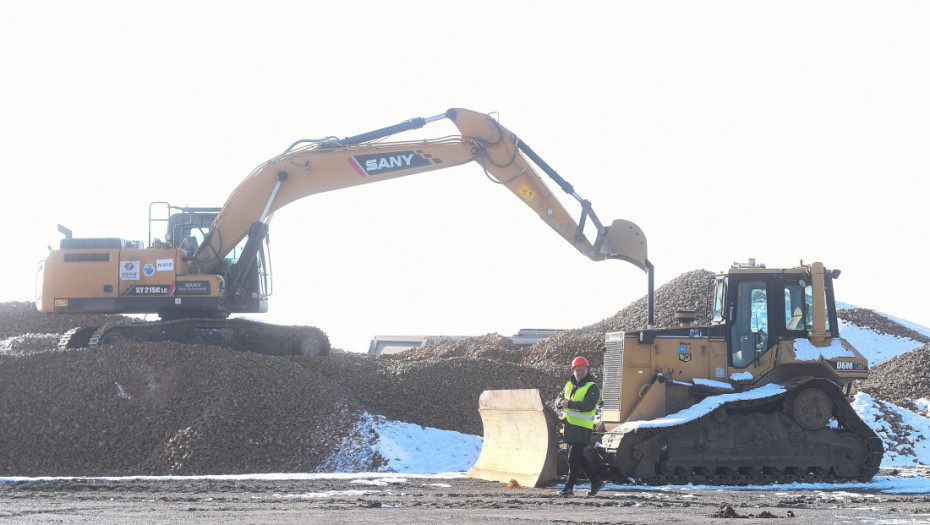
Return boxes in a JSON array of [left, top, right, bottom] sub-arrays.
[[191, 108, 648, 280]]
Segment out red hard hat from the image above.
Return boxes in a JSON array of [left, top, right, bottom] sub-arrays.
[[571, 356, 590, 370]]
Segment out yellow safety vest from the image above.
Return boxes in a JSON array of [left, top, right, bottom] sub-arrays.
[[562, 379, 599, 430]]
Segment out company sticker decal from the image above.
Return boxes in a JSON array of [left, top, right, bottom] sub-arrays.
[[518, 184, 535, 201], [157, 259, 174, 271], [176, 280, 211, 296], [120, 261, 140, 280], [678, 343, 692, 363], [143, 264, 156, 277], [349, 150, 435, 177]]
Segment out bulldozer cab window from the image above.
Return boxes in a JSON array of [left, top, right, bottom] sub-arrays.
[[712, 279, 726, 323], [784, 285, 805, 331], [730, 280, 769, 368], [805, 284, 831, 332]]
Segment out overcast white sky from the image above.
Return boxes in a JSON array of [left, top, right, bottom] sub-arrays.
[[1, 1, 928, 352]]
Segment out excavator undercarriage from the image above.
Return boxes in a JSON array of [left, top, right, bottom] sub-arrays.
[[58, 318, 330, 356]]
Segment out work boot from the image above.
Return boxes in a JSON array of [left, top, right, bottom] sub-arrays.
[[556, 487, 574, 497], [586, 479, 605, 497]]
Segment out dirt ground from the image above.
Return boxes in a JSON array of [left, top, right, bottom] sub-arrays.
[[2, 470, 930, 525]]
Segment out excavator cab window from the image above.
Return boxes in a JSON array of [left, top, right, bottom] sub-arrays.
[[256, 235, 272, 297], [730, 279, 769, 368], [225, 237, 247, 265], [165, 210, 217, 253], [222, 233, 272, 301]]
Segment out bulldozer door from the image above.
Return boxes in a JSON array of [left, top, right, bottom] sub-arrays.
[[729, 279, 770, 368]]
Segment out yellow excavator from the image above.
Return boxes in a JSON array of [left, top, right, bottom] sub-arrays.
[[469, 260, 884, 487], [36, 108, 648, 354]]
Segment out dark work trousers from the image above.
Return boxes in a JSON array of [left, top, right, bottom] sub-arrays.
[[565, 442, 600, 487]]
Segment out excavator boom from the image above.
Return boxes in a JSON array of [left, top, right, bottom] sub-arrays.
[[193, 108, 647, 275]]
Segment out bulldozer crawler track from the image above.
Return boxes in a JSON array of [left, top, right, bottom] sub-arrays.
[[608, 381, 882, 486]]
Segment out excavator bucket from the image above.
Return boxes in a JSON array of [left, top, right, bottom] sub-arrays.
[[600, 219, 648, 271], [467, 389, 561, 488]]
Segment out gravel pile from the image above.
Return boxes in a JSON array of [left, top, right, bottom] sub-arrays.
[[0, 301, 135, 340], [2, 269, 927, 476], [0, 342, 378, 476], [854, 345, 930, 413], [838, 308, 930, 415], [0, 303, 567, 475], [584, 269, 717, 333], [838, 308, 930, 344]]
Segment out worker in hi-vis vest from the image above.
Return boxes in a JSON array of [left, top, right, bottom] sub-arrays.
[[556, 356, 605, 497]]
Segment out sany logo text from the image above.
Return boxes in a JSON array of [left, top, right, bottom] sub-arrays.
[[349, 150, 435, 177]]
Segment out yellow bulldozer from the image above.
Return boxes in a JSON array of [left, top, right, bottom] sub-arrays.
[[469, 259, 884, 486]]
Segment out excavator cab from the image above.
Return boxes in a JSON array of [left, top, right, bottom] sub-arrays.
[[149, 203, 218, 251], [146, 202, 269, 316]]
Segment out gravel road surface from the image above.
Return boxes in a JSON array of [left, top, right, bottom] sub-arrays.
[[3, 470, 930, 525]]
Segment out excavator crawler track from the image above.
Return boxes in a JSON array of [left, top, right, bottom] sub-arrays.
[[59, 318, 330, 357], [604, 380, 882, 485]]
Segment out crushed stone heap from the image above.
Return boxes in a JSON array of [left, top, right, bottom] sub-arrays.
[[1, 343, 357, 476], [2, 268, 926, 477], [839, 308, 930, 344], [854, 344, 930, 412], [0, 301, 134, 341]]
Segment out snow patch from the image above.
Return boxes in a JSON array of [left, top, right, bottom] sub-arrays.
[[853, 393, 930, 467], [621, 384, 786, 431], [316, 412, 482, 474], [793, 337, 855, 361], [692, 378, 734, 390], [839, 321, 923, 365]]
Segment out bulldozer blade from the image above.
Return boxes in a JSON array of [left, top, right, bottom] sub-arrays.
[[467, 389, 560, 488], [600, 219, 648, 271]]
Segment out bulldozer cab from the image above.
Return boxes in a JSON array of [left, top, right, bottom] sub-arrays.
[[716, 261, 840, 369]]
